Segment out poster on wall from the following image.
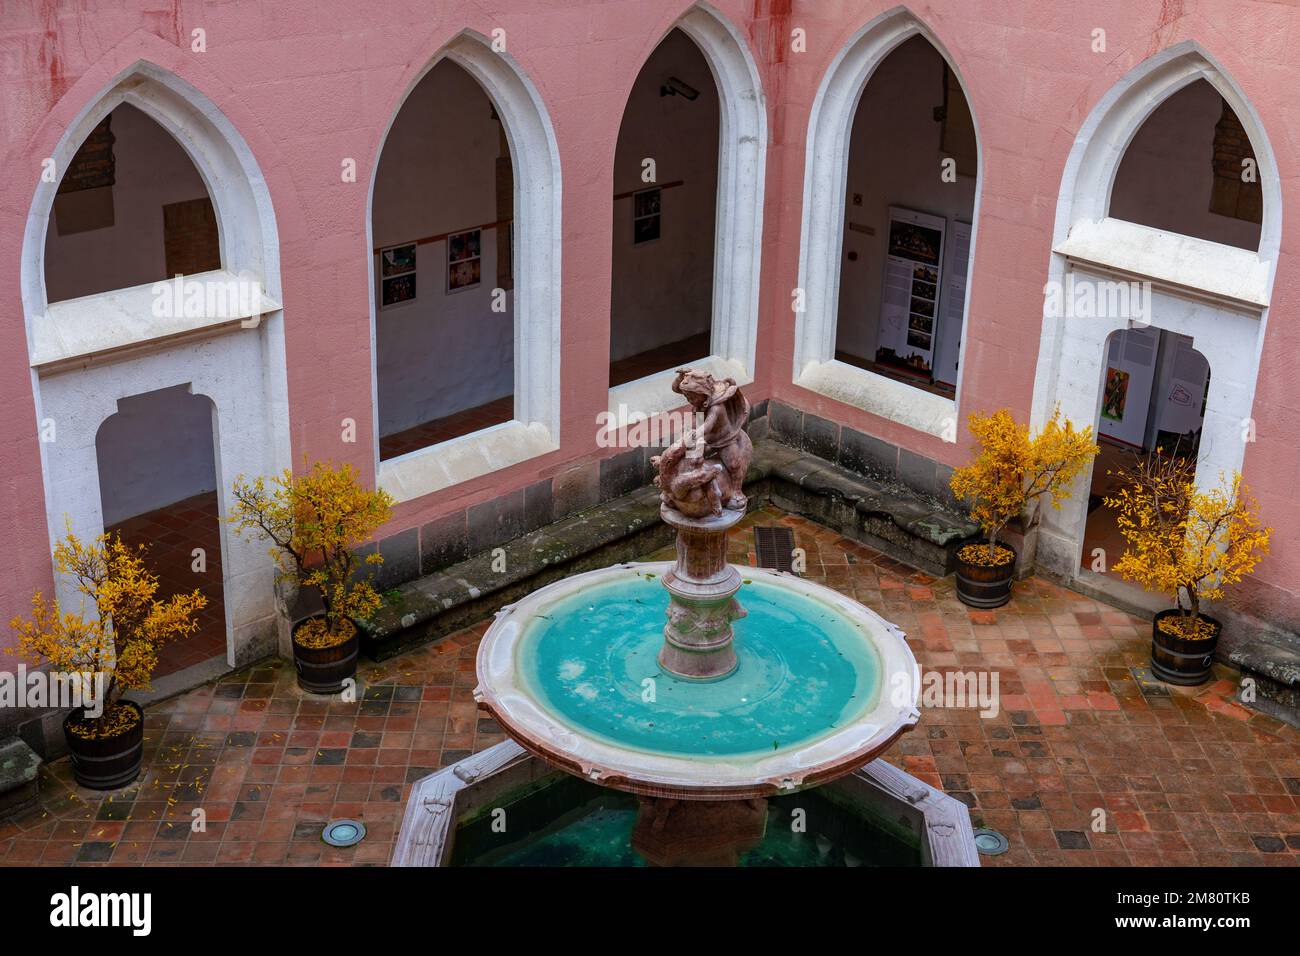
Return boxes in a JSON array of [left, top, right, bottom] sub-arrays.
[[1155, 333, 1210, 448], [1101, 367, 1130, 421], [933, 220, 971, 390], [876, 207, 946, 374], [447, 228, 482, 292], [1097, 325, 1159, 448], [380, 242, 416, 307]]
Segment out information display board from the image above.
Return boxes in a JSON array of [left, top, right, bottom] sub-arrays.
[[877, 207, 946, 375], [933, 220, 970, 389], [1155, 333, 1210, 440], [1098, 326, 1160, 448]]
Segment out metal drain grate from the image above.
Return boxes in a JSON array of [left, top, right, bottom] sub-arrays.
[[754, 526, 796, 573]]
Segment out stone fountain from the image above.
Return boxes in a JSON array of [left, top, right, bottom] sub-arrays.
[[394, 369, 977, 867]]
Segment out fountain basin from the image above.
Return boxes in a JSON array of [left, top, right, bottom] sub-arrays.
[[474, 562, 921, 800], [392, 741, 979, 866]]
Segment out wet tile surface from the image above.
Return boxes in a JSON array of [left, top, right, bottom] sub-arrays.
[[3, 508, 1296, 866]]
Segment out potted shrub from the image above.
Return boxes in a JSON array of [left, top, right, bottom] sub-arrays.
[[230, 461, 393, 694], [949, 408, 1098, 608], [1104, 454, 1271, 686], [8, 530, 207, 790]]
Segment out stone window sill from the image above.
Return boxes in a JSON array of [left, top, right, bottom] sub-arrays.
[[606, 354, 752, 430], [377, 419, 558, 503], [31, 270, 280, 372], [795, 359, 957, 442]]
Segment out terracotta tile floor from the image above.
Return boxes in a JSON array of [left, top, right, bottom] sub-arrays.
[[4, 507, 1296, 866], [107, 491, 226, 677], [378, 395, 515, 461]]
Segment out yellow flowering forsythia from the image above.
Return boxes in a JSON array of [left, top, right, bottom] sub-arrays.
[[1104, 454, 1271, 638], [950, 408, 1100, 562], [8, 531, 207, 731], [229, 461, 394, 648]]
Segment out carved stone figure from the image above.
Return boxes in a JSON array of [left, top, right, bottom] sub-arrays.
[[651, 368, 755, 680], [652, 432, 730, 518], [670, 368, 752, 511]]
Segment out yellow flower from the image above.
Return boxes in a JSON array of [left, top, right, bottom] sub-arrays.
[[7, 529, 208, 714], [228, 461, 393, 644], [950, 407, 1099, 559]]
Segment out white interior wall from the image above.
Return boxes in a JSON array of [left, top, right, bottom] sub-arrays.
[[1110, 79, 1260, 251], [95, 383, 217, 526], [373, 60, 512, 436], [44, 103, 213, 303], [610, 28, 720, 362], [834, 37, 976, 363]]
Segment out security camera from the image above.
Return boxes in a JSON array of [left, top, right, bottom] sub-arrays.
[[660, 76, 699, 101]]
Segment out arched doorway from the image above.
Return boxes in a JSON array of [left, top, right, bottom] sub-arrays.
[[22, 62, 289, 668], [1030, 43, 1280, 590]]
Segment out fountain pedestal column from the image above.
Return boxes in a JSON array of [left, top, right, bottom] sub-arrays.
[[658, 505, 746, 681]]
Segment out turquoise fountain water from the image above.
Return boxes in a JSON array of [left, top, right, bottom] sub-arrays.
[[518, 573, 882, 759], [466, 368, 922, 863]]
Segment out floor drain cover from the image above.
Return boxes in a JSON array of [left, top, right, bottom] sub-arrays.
[[322, 819, 366, 847], [972, 828, 1009, 856], [754, 526, 796, 572]]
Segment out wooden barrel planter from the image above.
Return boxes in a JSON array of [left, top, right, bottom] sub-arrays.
[[293, 616, 359, 694], [63, 700, 144, 791], [955, 544, 1017, 609], [1150, 609, 1221, 686]]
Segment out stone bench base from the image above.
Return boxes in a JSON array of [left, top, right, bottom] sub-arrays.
[[1228, 639, 1300, 728], [0, 737, 41, 820], [358, 437, 978, 660]]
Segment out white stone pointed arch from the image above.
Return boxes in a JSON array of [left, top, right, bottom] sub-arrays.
[[20, 60, 282, 325], [1030, 42, 1282, 583], [368, 30, 563, 501], [19, 61, 290, 669], [606, 2, 767, 422], [792, 6, 982, 439]]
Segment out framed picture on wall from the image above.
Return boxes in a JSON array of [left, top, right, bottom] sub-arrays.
[[380, 243, 416, 308], [447, 228, 482, 292], [1102, 367, 1130, 421], [633, 187, 661, 244]]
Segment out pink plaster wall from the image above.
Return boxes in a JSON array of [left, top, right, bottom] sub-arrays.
[[3, 0, 1300, 634]]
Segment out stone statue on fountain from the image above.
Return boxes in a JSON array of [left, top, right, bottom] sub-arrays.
[[651, 367, 754, 680], [660, 369, 754, 515]]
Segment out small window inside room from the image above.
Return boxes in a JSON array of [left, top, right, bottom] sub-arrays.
[[44, 103, 220, 302], [372, 60, 515, 461], [1109, 78, 1262, 250], [832, 36, 978, 398], [609, 28, 720, 388]]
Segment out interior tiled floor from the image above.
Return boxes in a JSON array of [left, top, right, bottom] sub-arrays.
[[378, 395, 514, 461], [107, 491, 226, 678], [834, 348, 957, 398], [609, 331, 711, 388], [4, 507, 1296, 866], [376, 333, 712, 463], [1080, 439, 1143, 581]]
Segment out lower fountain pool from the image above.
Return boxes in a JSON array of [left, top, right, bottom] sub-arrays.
[[450, 772, 923, 867], [517, 573, 883, 759]]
